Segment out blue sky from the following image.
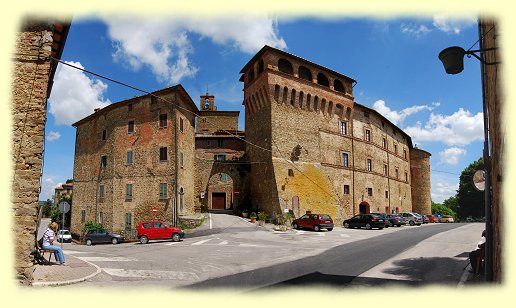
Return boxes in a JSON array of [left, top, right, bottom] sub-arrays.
[[41, 15, 484, 203]]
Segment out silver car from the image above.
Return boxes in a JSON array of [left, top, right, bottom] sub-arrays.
[[400, 212, 423, 226]]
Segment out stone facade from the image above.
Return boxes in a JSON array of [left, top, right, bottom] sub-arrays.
[[71, 86, 199, 235], [11, 20, 69, 285], [240, 46, 430, 224], [54, 182, 73, 204]]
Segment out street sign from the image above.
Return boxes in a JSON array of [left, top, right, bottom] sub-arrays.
[[152, 207, 158, 214], [58, 201, 70, 213]]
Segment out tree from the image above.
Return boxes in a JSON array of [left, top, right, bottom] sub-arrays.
[[456, 157, 485, 219], [40, 199, 52, 217], [431, 203, 456, 217], [442, 195, 458, 213]]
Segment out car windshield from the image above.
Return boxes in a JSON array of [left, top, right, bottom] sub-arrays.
[[320, 215, 331, 220]]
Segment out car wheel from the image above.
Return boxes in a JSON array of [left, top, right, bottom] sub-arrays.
[[314, 225, 320, 232], [327, 228, 333, 231], [139, 235, 148, 244], [343, 222, 349, 228], [379, 227, 384, 230], [365, 223, 372, 230], [293, 223, 298, 230], [396, 224, 401, 227], [111, 238, 118, 245], [409, 220, 415, 226], [172, 233, 181, 242], [86, 239, 92, 246]]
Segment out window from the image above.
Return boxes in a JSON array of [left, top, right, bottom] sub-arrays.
[[343, 185, 350, 195], [214, 154, 226, 161], [159, 113, 167, 128], [218, 139, 224, 147], [159, 147, 168, 161], [405, 172, 408, 182], [100, 155, 107, 168], [383, 164, 388, 176], [367, 187, 373, 196], [179, 117, 184, 133], [367, 159, 372, 171], [220, 173, 228, 183], [288, 169, 294, 177], [102, 129, 107, 141], [126, 150, 133, 165], [125, 213, 132, 231], [403, 149, 407, 159], [81, 210, 86, 223], [159, 183, 168, 199], [317, 73, 329, 87], [99, 184, 105, 199], [365, 129, 371, 142], [278, 58, 293, 75], [125, 183, 133, 200], [342, 153, 349, 167], [180, 152, 184, 168], [128, 120, 135, 134], [99, 212, 103, 224], [179, 187, 184, 212], [394, 144, 398, 154], [382, 137, 386, 149], [395, 168, 399, 178], [298, 65, 312, 81], [128, 103, 133, 112], [385, 191, 389, 198], [340, 121, 347, 135], [334, 79, 345, 93]]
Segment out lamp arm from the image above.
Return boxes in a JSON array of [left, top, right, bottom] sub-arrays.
[[466, 48, 500, 65]]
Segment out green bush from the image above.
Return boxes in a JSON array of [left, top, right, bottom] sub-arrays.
[[257, 211, 269, 222], [82, 221, 104, 234], [276, 211, 294, 226]]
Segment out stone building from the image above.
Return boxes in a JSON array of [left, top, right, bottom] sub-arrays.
[[239, 46, 431, 224], [194, 93, 248, 212], [11, 19, 69, 284], [70, 85, 199, 235], [54, 181, 73, 204]]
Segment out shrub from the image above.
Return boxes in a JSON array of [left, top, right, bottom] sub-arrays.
[[257, 211, 269, 222]]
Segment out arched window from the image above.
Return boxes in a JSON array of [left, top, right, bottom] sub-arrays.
[[335, 104, 343, 118], [345, 107, 352, 119], [306, 94, 312, 111], [282, 87, 288, 104], [328, 101, 334, 116], [274, 84, 280, 102], [278, 58, 293, 75], [313, 96, 319, 112], [298, 66, 312, 81], [320, 99, 327, 115], [247, 69, 255, 82], [334, 79, 345, 93], [291, 89, 296, 106], [179, 187, 184, 212], [257, 59, 264, 74], [317, 73, 329, 87], [299, 91, 304, 109]]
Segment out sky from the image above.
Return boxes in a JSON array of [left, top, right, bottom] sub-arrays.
[[40, 14, 484, 204]]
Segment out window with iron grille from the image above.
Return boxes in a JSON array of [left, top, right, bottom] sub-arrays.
[[342, 153, 349, 167], [365, 129, 371, 142], [99, 184, 105, 199], [367, 159, 372, 171], [159, 183, 167, 199], [125, 213, 132, 231], [344, 185, 350, 195], [125, 183, 133, 200], [340, 121, 347, 135], [126, 150, 133, 165]]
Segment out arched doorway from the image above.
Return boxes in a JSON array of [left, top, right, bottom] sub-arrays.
[[207, 172, 234, 211], [359, 202, 370, 214]]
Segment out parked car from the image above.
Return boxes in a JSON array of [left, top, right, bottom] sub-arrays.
[[84, 229, 124, 246], [400, 212, 423, 226], [137, 220, 185, 244], [419, 213, 429, 224], [343, 214, 386, 230], [56, 229, 72, 243], [386, 214, 405, 227], [426, 215, 439, 223], [441, 215, 455, 223], [371, 213, 392, 227], [292, 214, 333, 232]]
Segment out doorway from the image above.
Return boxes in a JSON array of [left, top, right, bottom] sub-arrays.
[[359, 202, 370, 214], [212, 192, 226, 210]]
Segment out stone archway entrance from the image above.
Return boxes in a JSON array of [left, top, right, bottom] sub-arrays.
[[207, 172, 234, 211], [359, 202, 370, 214]]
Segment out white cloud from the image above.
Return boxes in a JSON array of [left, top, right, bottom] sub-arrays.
[[105, 16, 287, 84], [48, 62, 111, 126], [39, 177, 62, 201], [400, 23, 432, 37], [45, 131, 61, 142], [431, 180, 459, 203], [372, 100, 437, 125], [439, 147, 466, 165], [404, 108, 484, 146], [432, 14, 476, 34]]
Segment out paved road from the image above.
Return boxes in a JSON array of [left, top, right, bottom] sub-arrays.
[[59, 214, 482, 289]]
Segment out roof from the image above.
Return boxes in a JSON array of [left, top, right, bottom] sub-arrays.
[[354, 102, 414, 149], [199, 110, 240, 117], [239, 45, 356, 84], [72, 84, 199, 127]]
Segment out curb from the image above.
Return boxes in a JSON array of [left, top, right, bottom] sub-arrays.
[[32, 256, 102, 287]]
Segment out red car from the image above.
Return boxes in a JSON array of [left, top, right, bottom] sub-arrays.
[[292, 214, 334, 231], [426, 215, 439, 223], [137, 221, 185, 244]]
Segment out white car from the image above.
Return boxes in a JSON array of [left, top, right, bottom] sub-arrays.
[[56, 229, 72, 243]]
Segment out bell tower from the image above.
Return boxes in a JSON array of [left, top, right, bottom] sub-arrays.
[[200, 92, 216, 111]]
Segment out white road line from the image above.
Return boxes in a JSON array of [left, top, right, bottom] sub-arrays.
[[218, 241, 228, 245], [209, 213, 212, 229], [76, 256, 137, 262], [239, 243, 259, 247], [164, 242, 181, 246], [191, 239, 212, 246], [62, 250, 87, 254], [340, 234, 351, 237], [102, 268, 199, 281]]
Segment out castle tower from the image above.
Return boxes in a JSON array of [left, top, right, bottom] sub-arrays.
[[410, 148, 432, 215]]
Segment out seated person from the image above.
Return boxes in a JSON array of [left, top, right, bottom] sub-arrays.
[[41, 222, 66, 265], [468, 230, 485, 273]]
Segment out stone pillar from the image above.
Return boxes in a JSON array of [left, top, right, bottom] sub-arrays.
[[11, 21, 54, 285]]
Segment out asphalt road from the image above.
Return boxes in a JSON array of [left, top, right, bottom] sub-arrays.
[[59, 214, 481, 289]]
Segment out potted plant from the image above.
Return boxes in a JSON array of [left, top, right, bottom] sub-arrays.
[[249, 212, 257, 223], [257, 211, 269, 226], [242, 209, 249, 218]]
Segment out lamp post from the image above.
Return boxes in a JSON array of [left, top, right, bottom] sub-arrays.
[[437, 23, 498, 282]]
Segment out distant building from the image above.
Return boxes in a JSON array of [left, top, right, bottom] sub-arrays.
[[54, 181, 73, 204]]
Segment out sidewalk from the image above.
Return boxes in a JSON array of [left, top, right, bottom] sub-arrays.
[[32, 253, 101, 287]]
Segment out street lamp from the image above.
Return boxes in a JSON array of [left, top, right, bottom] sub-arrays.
[[437, 29, 498, 282]]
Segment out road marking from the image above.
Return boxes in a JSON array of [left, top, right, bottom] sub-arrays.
[[340, 234, 351, 237], [63, 250, 87, 254], [76, 256, 137, 262], [191, 239, 212, 246], [164, 242, 181, 246], [239, 243, 259, 247], [209, 213, 212, 229], [218, 241, 228, 245], [103, 268, 199, 281]]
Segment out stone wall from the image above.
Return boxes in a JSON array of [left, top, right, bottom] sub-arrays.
[[11, 22, 55, 285], [410, 148, 432, 215]]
